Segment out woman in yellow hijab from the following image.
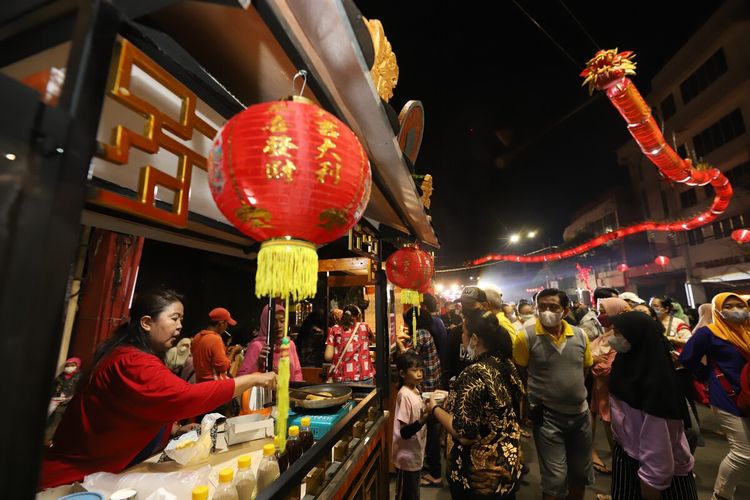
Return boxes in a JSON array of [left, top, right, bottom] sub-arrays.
[[679, 292, 749, 500]]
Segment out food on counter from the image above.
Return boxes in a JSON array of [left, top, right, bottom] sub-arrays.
[[234, 455, 257, 500], [306, 391, 333, 400], [174, 440, 195, 450], [214, 468, 239, 500]]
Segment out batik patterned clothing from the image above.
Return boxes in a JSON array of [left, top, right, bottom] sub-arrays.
[[326, 323, 374, 383], [444, 351, 524, 496]]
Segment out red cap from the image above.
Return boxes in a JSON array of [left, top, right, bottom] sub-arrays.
[[209, 307, 237, 326]]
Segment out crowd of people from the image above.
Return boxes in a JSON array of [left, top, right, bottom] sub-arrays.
[[390, 285, 750, 500], [39, 283, 750, 499]]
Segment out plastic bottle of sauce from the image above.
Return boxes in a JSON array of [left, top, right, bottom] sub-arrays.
[[299, 417, 314, 452], [257, 443, 281, 494], [214, 468, 239, 500], [286, 425, 302, 465], [274, 435, 288, 472], [192, 485, 209, 500], [234, 454, 257, 500]]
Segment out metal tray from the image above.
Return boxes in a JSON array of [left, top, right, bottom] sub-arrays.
[[290, 383, 352, 409]]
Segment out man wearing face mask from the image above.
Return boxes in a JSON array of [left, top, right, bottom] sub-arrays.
[[679, 293, 750, 500], [192, 307, 241, 383], [513, 288, 594, 500], [517, 300, 537, 330]]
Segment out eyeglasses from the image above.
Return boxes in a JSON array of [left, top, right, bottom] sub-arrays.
[[537, 303, 563, 313]]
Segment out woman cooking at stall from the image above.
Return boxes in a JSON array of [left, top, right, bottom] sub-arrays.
[[40, 290, 277, 489], [237, 303, 303, 381]]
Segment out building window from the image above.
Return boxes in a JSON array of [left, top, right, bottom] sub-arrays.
[[725, 160, 750, 190], [660, 190, 670, 217], [680, 48, 728, 104], [693, 109, 746, 158], [713, 214, 746, 239], [687, 227, 705, 246], [680, 189, 698, 209], [660, 94, 677, 121]]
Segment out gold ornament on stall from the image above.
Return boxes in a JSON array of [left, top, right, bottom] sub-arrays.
[[364, 18, 399, 102], [420, 174, 433, 209]]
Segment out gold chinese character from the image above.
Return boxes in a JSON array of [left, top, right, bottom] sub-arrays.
[[263, 135, 297, 157], [317, 119, 340, 139], [266, 159, 296, 182], [315, 161, 341, 184], [263, 115, 288, 133], [315, 137, 336, 159]]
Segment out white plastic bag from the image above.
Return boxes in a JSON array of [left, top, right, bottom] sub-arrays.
[[82, 465, 210, 499], [165, 413, 223, 465], [143, 488, 178, 500]]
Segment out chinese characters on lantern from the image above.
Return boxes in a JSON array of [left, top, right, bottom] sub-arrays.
[[263, 106, 298, 183], [315, 112, 342, 185]]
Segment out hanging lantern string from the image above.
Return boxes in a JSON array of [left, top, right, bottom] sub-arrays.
[[292, 69, 308, 97]]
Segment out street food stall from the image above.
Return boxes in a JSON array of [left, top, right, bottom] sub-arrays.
[[0, 0, 437, 498]]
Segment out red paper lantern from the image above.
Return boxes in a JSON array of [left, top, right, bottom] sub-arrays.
[[208, 97, 371, 300], [386, 246, 434, 291], [654, 255, 670, 266], [731, 228, 750, 244], [617, 263, 629, 272]]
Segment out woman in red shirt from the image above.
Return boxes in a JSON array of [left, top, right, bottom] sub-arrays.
[[325, 305, 375, 383], [40, 289, 276, 489]]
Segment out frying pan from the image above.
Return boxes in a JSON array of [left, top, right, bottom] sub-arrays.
[[289, 383, 352, 409]]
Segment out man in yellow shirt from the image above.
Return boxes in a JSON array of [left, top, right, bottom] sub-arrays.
[[513, 289, 594, 500]]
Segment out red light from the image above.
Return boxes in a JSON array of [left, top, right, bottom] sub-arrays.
[[654, 255, 670, 266], [731, 228, 750, 244], [617, 263, 629, 272]]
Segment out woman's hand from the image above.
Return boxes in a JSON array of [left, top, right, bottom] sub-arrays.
[[258, 345, 271, 366], [171, 422, 200, 438], [250, 371, 277, 390], [425, 394, 437, 415]]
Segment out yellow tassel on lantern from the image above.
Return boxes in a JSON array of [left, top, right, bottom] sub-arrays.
[[256, 239, 318, 301], [275, 297, 291, 452]]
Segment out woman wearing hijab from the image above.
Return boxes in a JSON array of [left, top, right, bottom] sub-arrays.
[[589, 298, 630, 475], [165, 338, 191, 374], [679, 293, 750, 500], [606, 312, 697, 499], [237, 303, 303, 381]]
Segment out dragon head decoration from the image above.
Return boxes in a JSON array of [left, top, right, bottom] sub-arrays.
[[580, 49, 636, 94]]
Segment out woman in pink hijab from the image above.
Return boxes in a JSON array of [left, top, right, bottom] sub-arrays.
[[238, 304, 303, 381], [590, 297, 631, 475]]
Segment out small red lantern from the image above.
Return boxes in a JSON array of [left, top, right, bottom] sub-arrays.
[[617, 263, 629, 272], [386, 246, 434, 344], [731, 228, 750, 244], [208, 97, 371, 300], [655, 255, 670, 267]]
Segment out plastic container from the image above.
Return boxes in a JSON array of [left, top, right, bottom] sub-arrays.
[[192, 486, 209, 500], [110, 489, 137, 500], [257, 443, 281, 494], [274, 435, 288, 472], [56, 494, 104, 500], [286, 426, 302, 465], [299, 417, 314, 452], [234, 454, 257, 500], [214, 468, 239, 500]]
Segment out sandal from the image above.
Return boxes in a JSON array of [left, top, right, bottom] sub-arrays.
[[593, 461, 611, 475], [420, 475, 443, 488]]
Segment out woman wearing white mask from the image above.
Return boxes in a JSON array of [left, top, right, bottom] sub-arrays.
[[679, 293, 750, 500], [426, 309, 524, 499], [607, 312, 697, 499]]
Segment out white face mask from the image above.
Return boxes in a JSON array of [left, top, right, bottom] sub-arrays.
[[519, 313, 534, 323], [609, 335, 632, 353], [63, 366, 77, 374], [721, 309, 750, 324], [539, 311, 563, 328], [507, 313, 518, 323]]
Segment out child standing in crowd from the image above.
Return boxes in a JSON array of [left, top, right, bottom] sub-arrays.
[[393, 352, 429, 500]]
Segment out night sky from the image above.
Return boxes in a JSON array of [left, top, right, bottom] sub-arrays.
[[355, 0, 723, 269]]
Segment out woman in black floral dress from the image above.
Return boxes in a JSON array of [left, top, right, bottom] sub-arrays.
[[426, 309, 524, 499]]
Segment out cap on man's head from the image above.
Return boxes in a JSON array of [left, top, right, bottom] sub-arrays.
[[209, 307, 237, 326], [619, 292, 645, 305], [455, 286, 487, 304]]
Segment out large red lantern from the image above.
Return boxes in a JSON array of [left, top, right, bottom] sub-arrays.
[[208, 97, 371, 300], [731, 229, 750, 244], [655, 255, 670, 267]]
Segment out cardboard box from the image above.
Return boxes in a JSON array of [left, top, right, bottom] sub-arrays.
[[224, 414, 273, 446]]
